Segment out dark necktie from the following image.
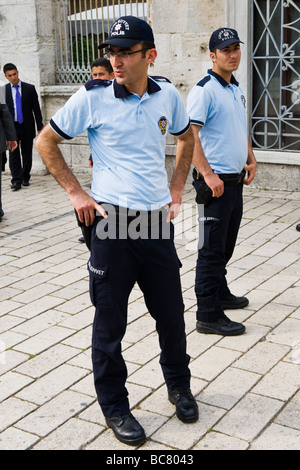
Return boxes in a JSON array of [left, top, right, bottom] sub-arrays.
[[13, 84, 23, 124]]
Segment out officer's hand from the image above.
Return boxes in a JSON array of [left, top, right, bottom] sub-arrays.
[[167, 202, 181, 222], [8, 140, 18, 152], [243, 161, 257, 185], [167, 188, 182, 221], [205, 173, 224, 198], [70, 190, 107, 226]]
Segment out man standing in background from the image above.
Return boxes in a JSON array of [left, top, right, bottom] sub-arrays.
[[187, 28, 257, 337], [91, 57, 115, 81], [0, 100, 17, 221], [4, 63, 43, 190]]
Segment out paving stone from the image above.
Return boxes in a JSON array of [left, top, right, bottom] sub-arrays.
[[16, 364, 90, 405], [248, 302, 295, 328], [274, 286, 300, 307], [14, 326, 75, 355], [0, 426, 39, 450], [233, 341, 290, 374], [62, 326, 92, 350], [0, 349, 29, 375], [69, 372, 96, 397], [197, 367, 261, 409], [250, 423, 300, 450], [218, 323, 270, 353], [123, 332, 160, 364], [32, 417, 103, 450], [123, 314, 156, 344], [214, 393, 283, 443], [151, 403, 225, 450], [128, 357, 165, 389], [0, 371, 34, 402], [193, 432, 249, 450], [14, 343, 80, 378], [9, 295, 65, 319], [0, 176, 299, 450], [0, 397, 37, 432], [252, 362, 300, 401], [274, 391, 300, 430], [15, 390, 94, 437], [267, 318, 300, 347], [191, 346, 242, 382]]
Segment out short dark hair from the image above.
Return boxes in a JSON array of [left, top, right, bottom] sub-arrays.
[[3, 63, 17, 74], [91, 58, 113, 73], [140, 41, 156, 58]]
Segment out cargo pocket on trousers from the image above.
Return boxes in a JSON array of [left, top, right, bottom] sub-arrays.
[[87, 259, 108, 308]]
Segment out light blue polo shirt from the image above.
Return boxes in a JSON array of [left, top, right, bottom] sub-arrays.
[[187, 69, 248, 174], [50, 77, 190, 210]]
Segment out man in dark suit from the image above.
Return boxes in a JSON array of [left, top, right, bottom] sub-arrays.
[[0, 102, 17, 220], [4, 63, 43, 190]]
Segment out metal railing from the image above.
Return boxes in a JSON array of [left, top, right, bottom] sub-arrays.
[[55, 0, 148, 84], [251, 0, 300, 151]]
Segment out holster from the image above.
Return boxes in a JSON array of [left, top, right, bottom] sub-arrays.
[[192, 168, 213, 206], [74, 209, 93, 251]]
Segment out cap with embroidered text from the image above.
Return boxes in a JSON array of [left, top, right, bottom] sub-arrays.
[[98, 16, 154, 49], [209, 28, 243, 51]]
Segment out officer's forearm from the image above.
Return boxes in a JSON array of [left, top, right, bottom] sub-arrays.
[[36, 124, 82, 197], [191, 124, 224, 197], [190, 124, 213, 178], [169, 126, 194, 196]]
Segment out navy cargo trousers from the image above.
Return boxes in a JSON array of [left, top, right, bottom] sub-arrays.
[[88, 211, 191, 418], [195, 182, 244, 322]]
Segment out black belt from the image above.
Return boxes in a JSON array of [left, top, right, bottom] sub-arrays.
[[193, 168, 245, 186]]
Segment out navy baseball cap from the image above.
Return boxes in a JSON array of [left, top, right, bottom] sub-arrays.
[[98, 16, 155, 49], [209, 28, 243, 51]]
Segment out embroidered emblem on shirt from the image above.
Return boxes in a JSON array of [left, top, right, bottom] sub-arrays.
[[241, 95, 246, 107], [158, 116, 167, 135]]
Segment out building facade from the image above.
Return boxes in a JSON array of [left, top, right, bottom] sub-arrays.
[[0, 0, 299, 189]]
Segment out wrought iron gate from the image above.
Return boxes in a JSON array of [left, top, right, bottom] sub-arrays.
[[251, 0, 300, 151], [55, 0, 148, 84]]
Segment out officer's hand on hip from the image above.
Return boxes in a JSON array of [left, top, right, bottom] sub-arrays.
[[205, 173, 224, 198], [243, 162, 257, 186], [69, 190, 107, 226]]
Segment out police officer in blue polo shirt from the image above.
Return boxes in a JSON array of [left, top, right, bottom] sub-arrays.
[[187, 28, 257, 337], [36, 16, 198, 446]]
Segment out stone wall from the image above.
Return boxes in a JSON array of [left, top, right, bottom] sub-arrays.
[[0, 0, 299, 190]]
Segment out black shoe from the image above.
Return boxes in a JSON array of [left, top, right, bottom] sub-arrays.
[[0, 209, 3, 222], [168, 389, 199, 423], [22, 181, 30, 187], [196, 316, 246, 336], [11, 183, 21, 191], [296, 224, 300, 232], [105, 412, 146, 446], [221, 295, 249, 310], [78, 236, 85, 243]]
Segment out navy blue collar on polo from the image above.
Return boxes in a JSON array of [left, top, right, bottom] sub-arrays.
[[208, 69, 239, 87], [113, 77, 161, 98]]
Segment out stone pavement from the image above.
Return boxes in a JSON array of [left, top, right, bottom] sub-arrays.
[[0, 171, 299, 451]]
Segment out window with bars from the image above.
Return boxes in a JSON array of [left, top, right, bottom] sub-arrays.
[[55, 0, 148, 84], [251, 0, 300, 151]]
